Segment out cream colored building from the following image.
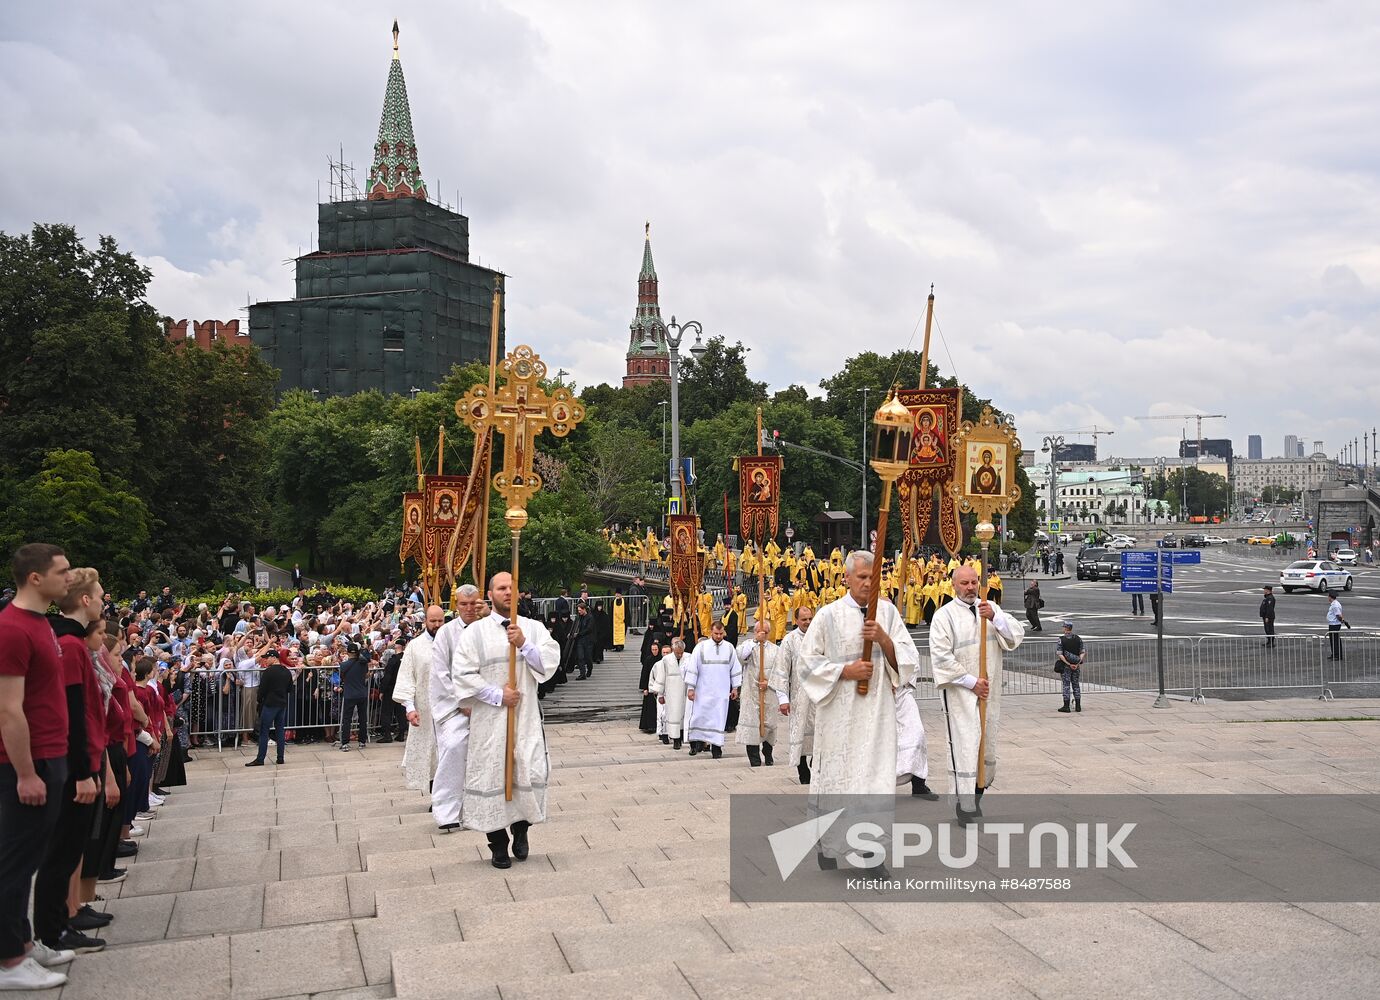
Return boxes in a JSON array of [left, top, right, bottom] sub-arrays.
[[1234, 454, 1337, 497]]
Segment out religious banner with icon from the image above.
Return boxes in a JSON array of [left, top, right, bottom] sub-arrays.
[[668, 513, 704, 634], [399, 492, 424, 565], [423, 475, 469, 568], [447, 432, 493, 584], [948, 406, 1022, 521], [738, 455, 782, 542], [896, 386, 962, 554]]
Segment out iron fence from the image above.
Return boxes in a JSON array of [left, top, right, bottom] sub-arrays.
[[184, 666, 402, 749], [914, 632, 1380, 703], [529, 594, 651, 632]]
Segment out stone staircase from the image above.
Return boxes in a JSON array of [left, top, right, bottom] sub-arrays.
[[48, 697, 1380, 999]]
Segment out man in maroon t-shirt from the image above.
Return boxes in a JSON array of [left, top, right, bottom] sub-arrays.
[[35, 567, 106, 956], [0, 543, 74, 989]]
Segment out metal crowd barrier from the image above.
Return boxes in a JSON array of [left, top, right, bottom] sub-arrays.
[[914, 636, 1198, 701], [185, 666, 401, 748], [912, 632, 1380, 703]]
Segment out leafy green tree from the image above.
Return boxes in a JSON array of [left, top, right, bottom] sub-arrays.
[[675, 337, 767, 425], [0, 450, 153, 594]]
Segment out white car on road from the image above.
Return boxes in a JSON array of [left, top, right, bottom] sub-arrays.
[[1202, 535, 1230, 545], [1105, 535, 1136, 550], [1333, 549, 1358, 566], [1279, 560, 1353, 593]]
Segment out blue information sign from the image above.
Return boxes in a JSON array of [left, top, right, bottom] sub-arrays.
[[1121, 551, 1159, 566], [1121, 580, 1160, 594], [1170, 550, 1202, 564]]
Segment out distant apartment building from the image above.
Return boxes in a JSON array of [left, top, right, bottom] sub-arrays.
[[1247, 435, 1262, 460], [1234, 454, 1337, 497]]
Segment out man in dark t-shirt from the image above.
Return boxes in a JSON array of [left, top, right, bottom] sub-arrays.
[[1057, 622, 1084, 714], [247, 650, 292, 767], [0, 543, 75, 988], [337, 648, 370, 750]]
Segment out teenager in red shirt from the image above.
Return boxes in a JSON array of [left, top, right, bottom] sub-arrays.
[[0, 544, 75, 990], [35, 568, 106, 956]]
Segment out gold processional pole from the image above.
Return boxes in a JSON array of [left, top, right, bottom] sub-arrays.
[[755, 407, 767, 744], [457, 346, 585, 801], [893, 286, 937, 623], [859, 389, 914, 696], [947, 407, 1021, 792]]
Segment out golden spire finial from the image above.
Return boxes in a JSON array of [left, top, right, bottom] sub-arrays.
[[392, 19, 400, 59]]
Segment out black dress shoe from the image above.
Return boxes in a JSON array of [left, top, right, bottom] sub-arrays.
[[762, 742, 774, 766], [377, 736, 394, 744], [688, 743, 701, 756], [817, 852, 838, 871], [490, 853, 512, 870], [511, 825, 529, 861], [910, 777, 939, 800], [245, 759, 265, 767], [797, 759, 811, 785], [710, 745, 723, 759], [116, 842, 138, 858], [69, 910, 112, 931], [673, 738, 683, 750], [955, 804, 980, 827], [660, 734, 670, 744], [76, 905, 113, 927]]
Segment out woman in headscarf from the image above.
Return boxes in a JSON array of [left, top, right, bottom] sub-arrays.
[[638, 633, 663, 734]]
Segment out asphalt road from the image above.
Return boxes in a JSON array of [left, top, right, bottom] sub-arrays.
[[1036, 546, 1377, 640], [913, 547, 1379, 701]]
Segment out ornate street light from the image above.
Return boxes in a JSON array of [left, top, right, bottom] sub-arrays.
[[641, 316, 705, 508], [218, 545, 237, 571]]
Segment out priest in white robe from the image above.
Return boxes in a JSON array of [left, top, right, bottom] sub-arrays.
[[736, 617, 787, 767], [451, 572, 560, 868], [394, 605, 443, 798], [683, 618, 743, 760], [771, 605, 816, 785], [929, 564, 1024, 822], [649, 637, 690, 749], [802, 550, 918, 868], [427, 585, 483, 830]]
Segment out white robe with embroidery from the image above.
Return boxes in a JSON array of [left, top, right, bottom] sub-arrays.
[[392, 631, 436, 793], [928, 598, 1024, 808], [771, 626, 815, 762], [452, 613, 560, 833], [735, 639, 785, 746], [426, 616, 469, 825], [683, 638, 743, 747], [802, 594, 918, 860], [649, 651, 689, 739]]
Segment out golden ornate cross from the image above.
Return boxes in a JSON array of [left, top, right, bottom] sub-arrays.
[[457, 345, 585, 509]]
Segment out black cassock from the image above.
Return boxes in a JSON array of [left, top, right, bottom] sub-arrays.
[[638, 630, 665, 733]]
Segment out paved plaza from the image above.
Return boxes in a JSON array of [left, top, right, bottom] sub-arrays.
[[29, 688, 1380, 1000]]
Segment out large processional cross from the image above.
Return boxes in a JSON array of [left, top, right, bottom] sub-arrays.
[[457, 345, 585, 799]]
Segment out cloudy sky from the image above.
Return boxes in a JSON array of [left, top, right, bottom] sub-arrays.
[[4, 1, 1379, 463]]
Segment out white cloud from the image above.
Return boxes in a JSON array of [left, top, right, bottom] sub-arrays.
[[3, 0, 1379, 462]]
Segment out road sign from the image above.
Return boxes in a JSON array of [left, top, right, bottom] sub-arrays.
[[1121, 550, 1159, 567], [1121, 567, 1159, 580], [1170, 550, 1201, 564], [255, 571, 270, 591], [1121, 579, 1160, 594], [1048, 520, 1062, 533]]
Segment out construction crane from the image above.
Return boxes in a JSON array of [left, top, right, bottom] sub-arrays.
[[1046, 425, 1116, 461], [1133, 413, 1227, 463]]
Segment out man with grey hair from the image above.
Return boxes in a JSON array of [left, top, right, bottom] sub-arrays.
[[424, 586, 484, 830], [772, 605, 815, 785], [930, 563, 1025, 824], [802, 550, 918, 869]]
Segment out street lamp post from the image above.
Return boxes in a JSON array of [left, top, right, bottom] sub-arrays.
[[860, 386, 870, 544], [641, 316, 705, 511], [1041, 435, 1065, 540]]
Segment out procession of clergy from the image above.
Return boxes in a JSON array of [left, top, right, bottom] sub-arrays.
[[389, 548, 1024, 870], [610, 529, 1005, 633]]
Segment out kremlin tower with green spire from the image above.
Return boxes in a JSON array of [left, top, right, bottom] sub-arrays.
[[623, 224, 671, 387], [251, 21, 503, 398]]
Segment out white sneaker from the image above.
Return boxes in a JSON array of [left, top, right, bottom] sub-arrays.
[[129, 825, 146, 837], [29, 941, 74, 967], [0, 957, 66, 990], [148, 794, 165, 805], [135, 812, 156, 821]]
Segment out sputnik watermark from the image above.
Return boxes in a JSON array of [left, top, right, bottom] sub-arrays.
[[768, 813, 1135, 877]]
